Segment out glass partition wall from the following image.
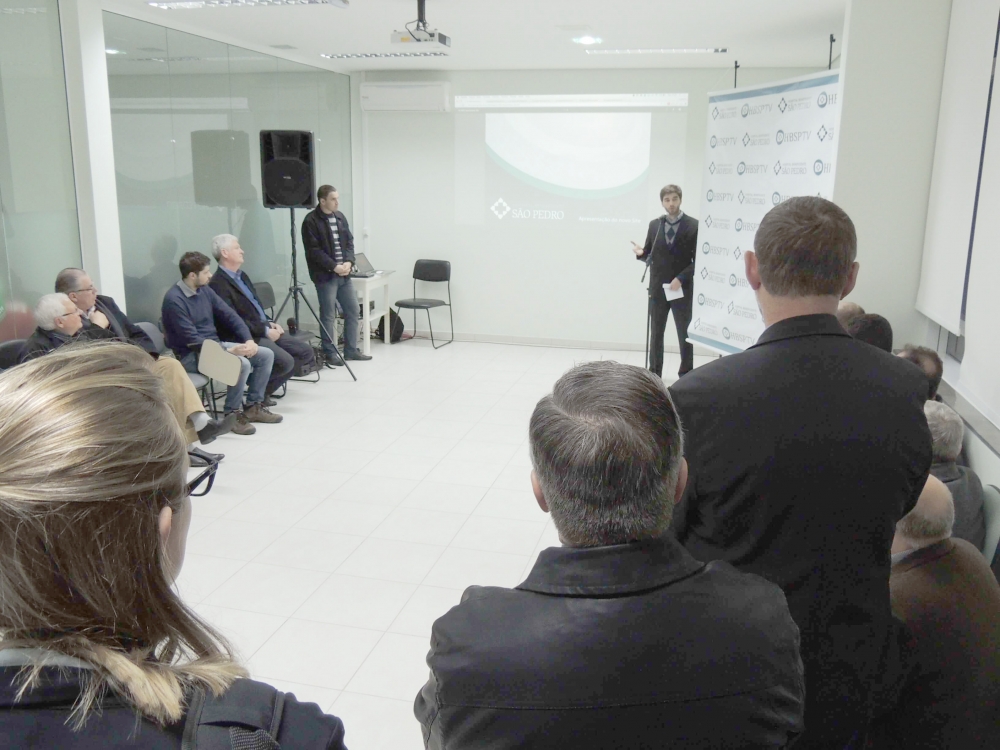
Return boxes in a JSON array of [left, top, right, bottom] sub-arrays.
[[104, 12, 353, 327], [0, 0, 82, 340]]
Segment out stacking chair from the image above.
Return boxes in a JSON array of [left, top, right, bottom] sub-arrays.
[[982, 484, 1000, 581], [395, 259, 453, 349], [0, 339, 25, 370], [137, 321, 214, 414], [197, 339, 244, 417]]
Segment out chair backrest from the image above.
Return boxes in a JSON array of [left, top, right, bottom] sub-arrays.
[[198, 339, 243, 387], [255, 281, 276, 311], [0, 339, 25, 370], [135, 321, 167, 355], [413, 259, 450, 283], [981, 484, 1000, 564]]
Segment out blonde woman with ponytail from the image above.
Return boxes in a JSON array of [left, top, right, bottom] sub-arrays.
[[0, 342, 348, 749]]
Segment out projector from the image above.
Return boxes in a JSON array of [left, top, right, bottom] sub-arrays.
[[391, 29, 451, 47]]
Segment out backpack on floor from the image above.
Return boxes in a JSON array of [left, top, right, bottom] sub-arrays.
[[181, 680, 285, 750], [374, 308, 405, 343]]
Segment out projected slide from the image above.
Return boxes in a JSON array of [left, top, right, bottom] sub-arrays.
[[485, 113, 651, 198]]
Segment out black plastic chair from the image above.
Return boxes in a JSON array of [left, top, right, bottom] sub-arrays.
[[0, 339, 26, 370], [395, 259, 453, 349], [255, 281, 276, 312]]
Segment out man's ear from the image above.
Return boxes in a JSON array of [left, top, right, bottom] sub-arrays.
[[674, 458, 689, 505], [531, 470, 549, 514], [841, 261, 860, 299], [745, 250, 762, 291]]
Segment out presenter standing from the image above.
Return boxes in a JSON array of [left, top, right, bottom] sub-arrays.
[[633, 184, 698, 379]]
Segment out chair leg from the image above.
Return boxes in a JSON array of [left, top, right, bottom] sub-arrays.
[[427, 308, 453, 349], [426, 309, 435, 348]]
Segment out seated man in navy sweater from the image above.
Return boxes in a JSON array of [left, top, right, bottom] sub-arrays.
[[162, 252, 281, 435]]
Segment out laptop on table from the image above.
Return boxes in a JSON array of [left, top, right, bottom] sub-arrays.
[[350, 253, 377, 278]]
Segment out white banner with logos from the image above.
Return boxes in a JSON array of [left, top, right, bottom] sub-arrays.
[[689, 70, 842, 354]]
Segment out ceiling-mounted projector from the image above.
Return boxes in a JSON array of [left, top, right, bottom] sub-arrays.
[[393, 0, 451, 48]]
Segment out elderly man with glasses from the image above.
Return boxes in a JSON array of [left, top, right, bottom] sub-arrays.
[[42, 269, 236, 464]]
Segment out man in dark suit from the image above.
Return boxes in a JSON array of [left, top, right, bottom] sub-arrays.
[[415, 361, 805, 749], [868, 475, 1000, 748], [669, 197, 933, 749], [301, 184, 371, 364], [208, 234, 315, 399], [54, 269, 233, 459], [633, 184, 698, 378]]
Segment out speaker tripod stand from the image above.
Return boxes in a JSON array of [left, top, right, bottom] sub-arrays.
[[274, 207, 356, 382]]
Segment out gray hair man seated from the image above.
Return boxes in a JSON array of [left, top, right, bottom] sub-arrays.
[[925, 401, 985, 550], [414, 361, 805, 749], [21, 293, 116, 362], [867, 476, 1000, 747]]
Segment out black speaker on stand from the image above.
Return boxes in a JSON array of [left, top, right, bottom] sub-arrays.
[[260, 130, 354, 380]]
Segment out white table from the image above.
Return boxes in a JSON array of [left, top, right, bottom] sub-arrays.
[[354, 270, 394, 356]]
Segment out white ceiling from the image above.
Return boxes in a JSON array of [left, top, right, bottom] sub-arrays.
[[100, 0, 847, 75]]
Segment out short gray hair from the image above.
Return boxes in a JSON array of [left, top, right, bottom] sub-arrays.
[[210, 234, 238, 261], [529, 361, 683, 547], [54, 268, 86, 294], [897, 476, 954, 542], [924, 401, 964, 463], [34, 293, 73, 331]]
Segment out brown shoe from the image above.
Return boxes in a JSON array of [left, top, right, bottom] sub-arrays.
[[244, 402, 283, 424], [228, 410, 257, 435]]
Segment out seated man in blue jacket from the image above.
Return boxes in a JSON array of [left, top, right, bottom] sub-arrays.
[[415, 360, 805, 750], [162, 251, 281, 435]]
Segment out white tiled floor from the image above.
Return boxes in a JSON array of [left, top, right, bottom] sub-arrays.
[[176, 339, 708, 749]]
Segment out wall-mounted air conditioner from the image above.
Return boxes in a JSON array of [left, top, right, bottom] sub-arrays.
[[360, 82, 451, 112]]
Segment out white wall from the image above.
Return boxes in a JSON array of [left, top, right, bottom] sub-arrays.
[[354, 66, 817, 348], [833, 0, 953, 349]]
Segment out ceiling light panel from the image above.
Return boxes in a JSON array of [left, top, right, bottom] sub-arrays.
[[586, 48, 728, 55], [321, 51, 448, 59], [148, 0, 349, 9]]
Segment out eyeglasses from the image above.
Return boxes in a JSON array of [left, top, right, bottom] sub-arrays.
[[71, 286, 96, 294], [186, 453, 218, 497]]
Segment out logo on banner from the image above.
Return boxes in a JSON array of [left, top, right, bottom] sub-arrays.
[[710, 191, 733, 202], [741, 104, 749, 117], [776, 129, 785, 145], [743, 132, 771, 147], [709, 162, 716, 174], [735, 219, 759, 233], [730, 274, 749, 288], [702, 268, 728, 284], [712, 107, 720, 119], [774, 161, 783, 175], [818, 92, 829, 107], [772, 191, 783, 205], [739, 191, 766, 206], [778, 97, 788, 113], [780, 94, 813, 113], [713, 105, 739, 120], [727, 300, 759, 321], [737, 162, 746, 175], [705, 216, 731, 230], [705, 215, 713, 227], [698, 293, 705, 305], [710, 135, 718, 148], [775, 161, 809, 176], [490, 199, 510, 219], [740, 103, 773, 118], [707, 189, 714, 202], [702, 242, 729, 256], [813, 159, 831, 176], [693, 318, 721, 336], [735, 218, 743, 232], [698, 294, 725, 309], [776, 129, 811, 144], [817, 125, 832, 142], [722, 327, 756, 345], [733, 246, 743, 260]]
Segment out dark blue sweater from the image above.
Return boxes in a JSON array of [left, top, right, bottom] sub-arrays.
[[161, 281, 251, 358]]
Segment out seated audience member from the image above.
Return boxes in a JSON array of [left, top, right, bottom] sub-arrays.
[[924, 401, 985, 550], [0, 343, 347, 749], [836, 299, 865, 329], [55, 267, 234, 462], [162, 251, 282, 435], [867, 475, 1000, 748], [847, 312, 894, 352], [21, 294, 116, 362], [898, 344, 944, 400], [415, 361, 806, 750], [208, 234, 315, 396], [669, 197, 932, 749]]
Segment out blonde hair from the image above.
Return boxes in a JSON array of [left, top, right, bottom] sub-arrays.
[[0, 342, 246, 728]]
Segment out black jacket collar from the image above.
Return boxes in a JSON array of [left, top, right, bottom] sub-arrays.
[[517, 535, 705, 597], [751, 313, 850, 349]]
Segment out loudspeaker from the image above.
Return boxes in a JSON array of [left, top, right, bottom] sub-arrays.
[[260, 130, 315, 208], [192, 130, 252, 208]]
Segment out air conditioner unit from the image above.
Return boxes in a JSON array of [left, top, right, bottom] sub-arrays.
[[360, 82, 451, 112]]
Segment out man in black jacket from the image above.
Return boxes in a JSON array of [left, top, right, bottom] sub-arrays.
[[52, 268, 234, 459], [415, 360, 805, 750], [208, 234, 315, 398], [633, 184, 698, 378], [301, 185, 371, 363], [21, 293, 115, 362], [669, 197, 933, 749]]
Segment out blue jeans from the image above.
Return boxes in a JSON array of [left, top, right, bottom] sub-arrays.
[[316, 276, 359, 357], [181, 342, 274, 414]]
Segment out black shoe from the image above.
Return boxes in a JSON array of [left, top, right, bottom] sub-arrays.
[[324, 356, 344, 367], [197, 412, 237, 445], [189, 446, 224, 466], [344, 351, 372, 361]]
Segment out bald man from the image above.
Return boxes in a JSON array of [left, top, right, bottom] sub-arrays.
[[868, 475, 1000, 748]]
